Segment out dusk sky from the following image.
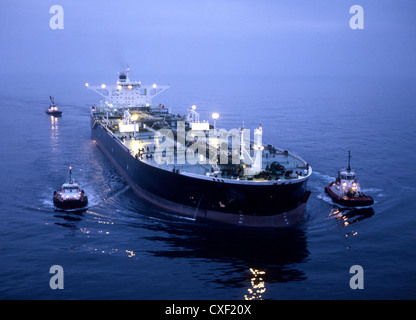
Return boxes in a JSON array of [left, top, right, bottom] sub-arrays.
[[1, 0, 416, 78]]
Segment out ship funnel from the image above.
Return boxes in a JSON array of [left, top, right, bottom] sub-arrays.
[[118, 66, 130, 84]]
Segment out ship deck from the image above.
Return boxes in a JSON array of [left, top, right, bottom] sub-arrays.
[[92, 112, 311, 184]]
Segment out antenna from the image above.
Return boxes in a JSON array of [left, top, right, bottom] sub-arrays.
[[347, 151, 351, 172], [69, 166, 72, 183]]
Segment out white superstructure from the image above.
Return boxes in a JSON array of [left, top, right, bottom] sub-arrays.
[[85, 67, 169, 108]]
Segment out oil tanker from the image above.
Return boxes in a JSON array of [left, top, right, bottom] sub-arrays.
[[86, 68, 312, 227]]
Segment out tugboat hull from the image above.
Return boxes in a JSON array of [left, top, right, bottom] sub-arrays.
[[46, 111, 62, 116], [53, 196, 88, 210], [325, 183, 374, 207]]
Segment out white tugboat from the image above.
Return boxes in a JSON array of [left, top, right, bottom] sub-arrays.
[[325, 151, 374, 207], [53, 167, 88, 210]]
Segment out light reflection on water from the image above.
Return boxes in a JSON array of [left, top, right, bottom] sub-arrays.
[[50, 115, 59, 150], [328, 206, 375, 228], [244, 268, 266, 300], [140, 220, 309, 293]]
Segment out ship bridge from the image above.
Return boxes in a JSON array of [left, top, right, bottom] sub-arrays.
[[85, 68, 169, 108]]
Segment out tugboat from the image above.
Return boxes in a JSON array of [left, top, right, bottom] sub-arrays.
[[325, 151, 374, 207], [45, 96, 62, 116], [53, 167, 88, 210]]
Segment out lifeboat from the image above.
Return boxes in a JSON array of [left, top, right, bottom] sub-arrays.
[[325, 151, 374, 207], [53, 167, 88, 210]]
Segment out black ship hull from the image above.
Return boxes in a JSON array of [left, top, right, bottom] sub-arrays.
[[91, 117, 311, 227]]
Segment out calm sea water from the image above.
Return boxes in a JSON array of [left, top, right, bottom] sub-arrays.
[[0, 73, 415, 299]]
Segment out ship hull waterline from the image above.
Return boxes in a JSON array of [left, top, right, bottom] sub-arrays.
[[91, 117, 311, 228]]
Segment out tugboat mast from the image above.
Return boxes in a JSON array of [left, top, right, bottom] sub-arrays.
[[347, 150, 351, 172], [69, 166, 73, 184]]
